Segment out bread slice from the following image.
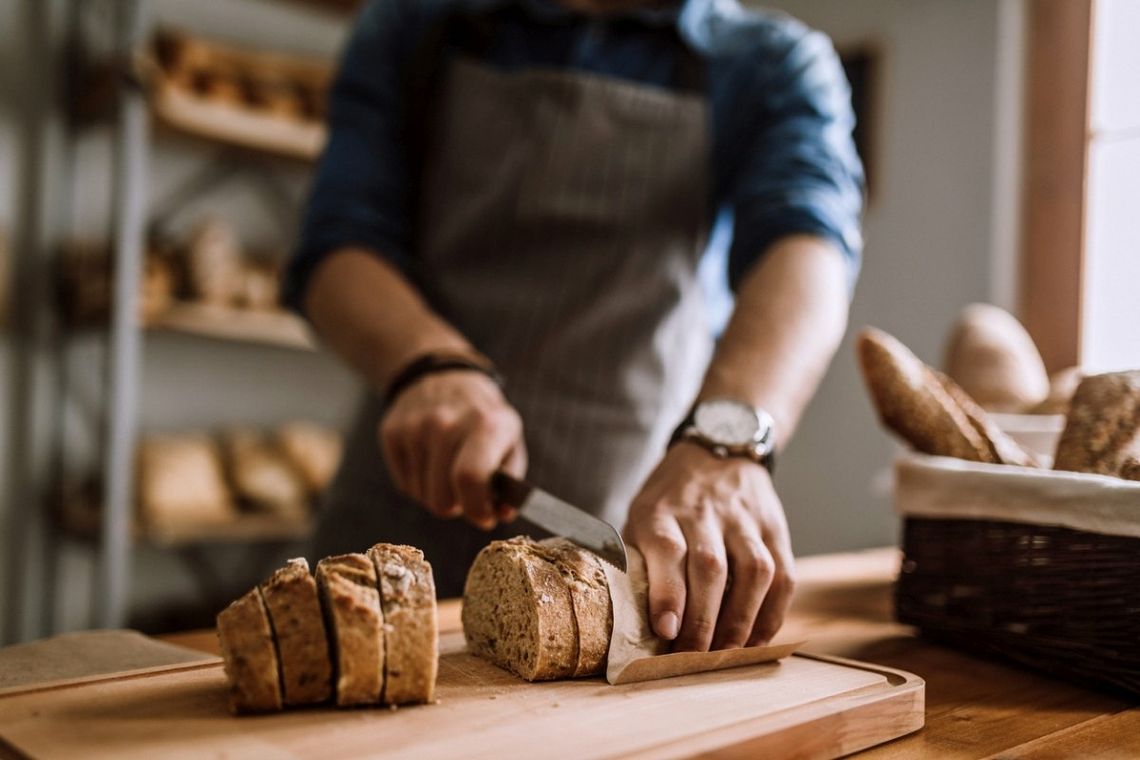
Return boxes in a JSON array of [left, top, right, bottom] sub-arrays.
[[315, 554, 384, 706], [216, 587, 283, 714], [368, 544, 439, 705], [462, 537, 578, 681], [1054, 371, 1140, 477], [533, 538, 612, 676], [260, 558, 332, 706]]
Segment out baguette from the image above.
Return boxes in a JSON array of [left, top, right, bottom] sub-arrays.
[[858, 327, 1035, 466]]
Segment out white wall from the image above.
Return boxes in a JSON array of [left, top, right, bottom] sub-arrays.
[[758, 0, 1022, 555]]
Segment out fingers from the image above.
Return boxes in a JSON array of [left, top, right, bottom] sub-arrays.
[[712, 519, 774, 650], [451, 412, 522, 530], [747, 549, 795, 646], [674, 513, 729, 652], [634, 516, 688, 641], [422, 414, 462, 518]]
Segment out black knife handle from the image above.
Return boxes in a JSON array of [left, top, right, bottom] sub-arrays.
[[491, 470, 532, 508]]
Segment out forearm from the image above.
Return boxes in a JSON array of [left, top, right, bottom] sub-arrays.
[[699, 234, 850, 449], [303, 247, 474, 392]]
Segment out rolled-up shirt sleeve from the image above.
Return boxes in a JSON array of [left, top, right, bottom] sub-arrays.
[[283, 0, 421, 315], [727, 30, 864, 293]]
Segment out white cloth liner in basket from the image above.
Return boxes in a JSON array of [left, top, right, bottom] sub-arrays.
[[894, 453, 1140, 539]]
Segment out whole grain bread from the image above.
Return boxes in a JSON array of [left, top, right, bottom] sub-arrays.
[[1053, 371, 1140, 477], [858, 327, 1029, 463], [260, 558, 331, 706], [316, 553, 384, 706], [367, 544, 439, 705], [533, 538, 612, 677], [462, 537, 578, 681], [216, 587, 282, 714]]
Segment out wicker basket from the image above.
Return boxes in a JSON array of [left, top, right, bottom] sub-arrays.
[[894, 454, 1140, 696]]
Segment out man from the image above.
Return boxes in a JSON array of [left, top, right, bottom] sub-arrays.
[[285, 0, 862, 653]]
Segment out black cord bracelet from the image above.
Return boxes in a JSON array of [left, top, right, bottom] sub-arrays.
[[384, 352, 506, 405]]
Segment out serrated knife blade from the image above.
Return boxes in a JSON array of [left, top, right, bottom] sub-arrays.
[[491, 471, 628, 572]]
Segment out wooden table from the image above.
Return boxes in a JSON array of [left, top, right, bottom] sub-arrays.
[[162, 548, 1140, 758]]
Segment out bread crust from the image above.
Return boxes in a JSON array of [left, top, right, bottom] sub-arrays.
[[535, 538, 612, 677], [858, 327, 1036, 466], [216, 587, 282, 714], [462, 538, 577, 681], [316, 553, 384, 706], [260, 558, 332, 706], [368, 544, 439, 704], [1054, 372, 1140, 477]]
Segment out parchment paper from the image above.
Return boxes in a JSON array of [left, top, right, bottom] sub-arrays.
[[602, 547, 802, 685]]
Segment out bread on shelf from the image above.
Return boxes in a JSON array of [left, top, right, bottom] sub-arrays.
[[216, 587, 282, 713], [137, 434, 235, 530], [277, 421, 343, 496], [259, 558, 331, 706], [316, 553, 385, 707], [224, 429, 308, 516]]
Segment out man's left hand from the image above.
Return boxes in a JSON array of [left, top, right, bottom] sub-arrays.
[[622, 442, 795, 652]]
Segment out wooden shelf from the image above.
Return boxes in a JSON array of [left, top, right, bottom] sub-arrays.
[[141, 31, 333, 162], [59, 500, 315, 548], [148, 302, 316, 350], [143, 512, 316, 547]]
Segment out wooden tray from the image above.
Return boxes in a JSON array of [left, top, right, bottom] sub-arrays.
[[0, 629, 922, 759]]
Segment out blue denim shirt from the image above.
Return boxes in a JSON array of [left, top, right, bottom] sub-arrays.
[[285, 0, 864, 313]]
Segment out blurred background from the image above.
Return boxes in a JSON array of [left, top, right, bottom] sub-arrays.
[[0, 0, 1136, 645]]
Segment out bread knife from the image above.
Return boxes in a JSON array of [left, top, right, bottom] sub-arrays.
[[491, 471, 628, 572]]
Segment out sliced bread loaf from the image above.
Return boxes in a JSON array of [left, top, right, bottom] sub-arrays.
[[533, 538, 612, 676], [316, 553, 384, 706], [368, 544, 439, 705], [260, 558, 331, 706], [216, 587, 282, 714], [462, 537, 578, 681]]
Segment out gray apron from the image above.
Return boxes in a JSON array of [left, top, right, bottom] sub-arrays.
[[316, 20, 714, 597]]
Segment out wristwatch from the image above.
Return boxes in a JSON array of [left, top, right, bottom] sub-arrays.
[[670, 398, 777, 472]]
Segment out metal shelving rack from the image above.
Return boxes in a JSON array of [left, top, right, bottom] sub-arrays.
[[76, 0, 348, 629]]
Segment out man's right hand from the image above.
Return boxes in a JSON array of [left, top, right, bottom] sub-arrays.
[[378, 371, 527, 530]]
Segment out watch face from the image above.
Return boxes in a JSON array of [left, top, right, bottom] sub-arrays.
[[693, 399, 760, 447]]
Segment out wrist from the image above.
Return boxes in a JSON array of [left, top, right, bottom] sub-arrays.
[[669, 397, 777, 473], [384, 350, 505, 405]]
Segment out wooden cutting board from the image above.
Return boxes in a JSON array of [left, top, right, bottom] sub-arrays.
[[0, 629, 923, 759]]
